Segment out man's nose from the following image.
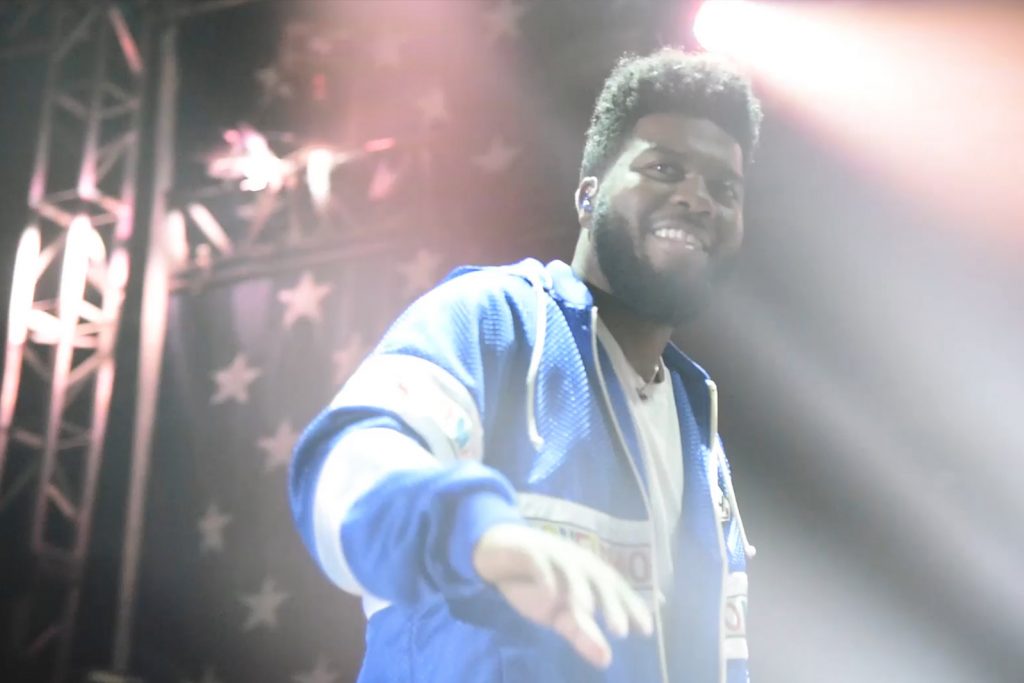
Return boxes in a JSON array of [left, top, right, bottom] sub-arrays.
[[670, 173, 715, 217]]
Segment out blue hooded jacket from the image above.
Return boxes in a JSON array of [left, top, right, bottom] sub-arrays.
[[290, 259, 754, 682]]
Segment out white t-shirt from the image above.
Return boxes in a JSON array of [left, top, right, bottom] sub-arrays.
[[595, 318, 684, 600]]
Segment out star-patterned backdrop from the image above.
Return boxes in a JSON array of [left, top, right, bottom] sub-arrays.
[[130, 2, 672, 682], [136, 255, 415, 683]]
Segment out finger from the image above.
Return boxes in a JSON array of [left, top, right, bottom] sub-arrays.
[[558, 557, 595, 618], [618, 580, 654, 636], [594, 563, 653, 637], [606, 573, 647, 638], [576, 553, 651, 638], [529, 552, 559, 600], [590, 566, 629, 639], [552, 604, 612, 670]]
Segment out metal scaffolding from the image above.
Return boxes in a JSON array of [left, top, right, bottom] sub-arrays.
[[0, 2, 523, 680], [0, 2, 150, 681]]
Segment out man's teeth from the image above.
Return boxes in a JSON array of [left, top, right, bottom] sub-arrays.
[[652, 228, 702, 248]]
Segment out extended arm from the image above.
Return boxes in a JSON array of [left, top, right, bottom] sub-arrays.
[[289, 269, 650, 667]]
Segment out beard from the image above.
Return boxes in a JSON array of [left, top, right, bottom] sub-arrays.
[[590, 198, 727, 326]]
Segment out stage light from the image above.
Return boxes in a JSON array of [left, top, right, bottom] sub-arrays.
[[693, 0, 763, 56], [106, 248, 130, 293], [306, 147, 334, 209], [8, 226, 41, 346], [78, 166, 98, 201], [206, 125, 288, 193], [363, 137, 396, 153], [58, 215, 100, 330], [693, 1, 1024, 245]]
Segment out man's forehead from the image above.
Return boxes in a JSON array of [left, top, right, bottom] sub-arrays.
[[628, 113, 743, 172]]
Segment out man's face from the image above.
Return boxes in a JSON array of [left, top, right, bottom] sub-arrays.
[[587, 113, 745, 325]]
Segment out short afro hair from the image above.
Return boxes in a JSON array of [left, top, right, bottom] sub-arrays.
[[580, 48, 763, 181]]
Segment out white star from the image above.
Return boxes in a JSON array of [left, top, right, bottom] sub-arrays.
[[181, 666, 222, 683], [483, 0, 529, 43], [332, 334, 368, 385], [397, 249, 442, 297], [198, 502, 232, 554], [472, 136, 520, 174], [293, 657, 339, 683], [239, 577, 288, 631], [415, 87, 449, 127], [257, 420, 299, 473], [278, 271, 332, 329], [211, 353, 262, 405], [372, 33, 406, 68]]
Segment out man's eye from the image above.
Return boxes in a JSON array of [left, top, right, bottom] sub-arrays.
[[710, 181, 739, 202], [646, 162, 683, 178]]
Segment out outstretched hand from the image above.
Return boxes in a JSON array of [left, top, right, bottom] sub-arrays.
[[472, 523, 653, 669]]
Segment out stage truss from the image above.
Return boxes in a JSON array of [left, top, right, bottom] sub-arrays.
[[0, 2, 149, 681], [0, 2, 421, 680]]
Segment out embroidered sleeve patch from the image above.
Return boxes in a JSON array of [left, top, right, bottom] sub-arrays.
[[330, 353, 483, 462]]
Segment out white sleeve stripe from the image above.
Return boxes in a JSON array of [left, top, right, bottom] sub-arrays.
[[329, 353, 484, 463], [313, 427, 440, 597]]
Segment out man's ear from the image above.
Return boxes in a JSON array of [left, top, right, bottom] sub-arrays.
[[574, 176, 599, 226]]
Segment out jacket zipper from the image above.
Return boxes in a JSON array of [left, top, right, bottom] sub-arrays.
[[588, 307, 671, 683]]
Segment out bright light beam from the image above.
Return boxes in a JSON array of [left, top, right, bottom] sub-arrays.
[[693, 0, 766, 56], [305, 147, 334, 210], [7, 226, 41, 346], [0, 226, 43, 483], [59, 216, 101, 330], [694, 1, 1024, 246]]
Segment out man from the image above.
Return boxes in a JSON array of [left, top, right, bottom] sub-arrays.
[[290, 48, 762, 682]]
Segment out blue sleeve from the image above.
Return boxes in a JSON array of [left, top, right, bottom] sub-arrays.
[[342, 462, 525, 603], [289, 269, 536, 603]]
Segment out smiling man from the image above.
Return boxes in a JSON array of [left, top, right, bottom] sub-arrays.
[[290, 49, 763, 683]]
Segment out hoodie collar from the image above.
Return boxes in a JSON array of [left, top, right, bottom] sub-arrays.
[[540, 260, 711, 382]]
